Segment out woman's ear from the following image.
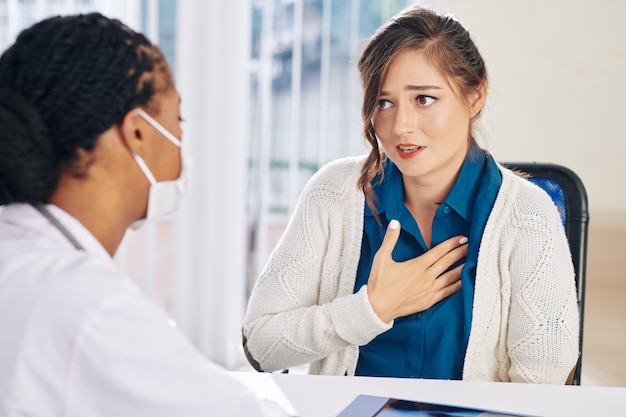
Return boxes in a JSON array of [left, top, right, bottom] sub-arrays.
[[119, 109, 146, 152], [468, 81, 488, 118]]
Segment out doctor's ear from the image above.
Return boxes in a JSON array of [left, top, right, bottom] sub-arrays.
[[119, 110, 146, 150]]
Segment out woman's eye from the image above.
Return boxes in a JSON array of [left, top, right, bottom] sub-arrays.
[[377, 99, 392, 110], [417, 95, 436, 106]]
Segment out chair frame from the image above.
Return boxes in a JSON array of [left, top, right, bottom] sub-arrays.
[[504, 162, 589, 385]]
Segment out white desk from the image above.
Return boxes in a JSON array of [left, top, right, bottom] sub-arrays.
[[231, 371, 626, 417]]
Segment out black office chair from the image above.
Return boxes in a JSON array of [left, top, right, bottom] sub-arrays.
[[503, 162, 589, 385]]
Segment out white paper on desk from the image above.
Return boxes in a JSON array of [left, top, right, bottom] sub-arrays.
[[230, 372, 299, 416]]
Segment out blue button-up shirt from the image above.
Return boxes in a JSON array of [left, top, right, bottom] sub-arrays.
[[354, 147, 502, 379]]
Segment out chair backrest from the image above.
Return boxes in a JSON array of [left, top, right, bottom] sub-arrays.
[[503, 162, 589, 385]]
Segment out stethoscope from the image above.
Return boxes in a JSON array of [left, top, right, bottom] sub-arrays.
[[33, 202, 85, 251]]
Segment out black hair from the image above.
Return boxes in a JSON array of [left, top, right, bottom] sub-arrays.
[[0, 12, 171, 204]]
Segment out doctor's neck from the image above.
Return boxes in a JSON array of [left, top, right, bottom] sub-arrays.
[[47, 128, 150, 257]]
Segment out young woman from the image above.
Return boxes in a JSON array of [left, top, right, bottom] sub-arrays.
[[0, 13, 285, 416], [243, 6, 579, 384]]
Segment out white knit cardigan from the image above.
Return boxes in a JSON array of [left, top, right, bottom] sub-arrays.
[[243, 155, 580, 384]]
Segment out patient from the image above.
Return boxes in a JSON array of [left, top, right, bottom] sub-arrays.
[[243, 5, 579, 384]]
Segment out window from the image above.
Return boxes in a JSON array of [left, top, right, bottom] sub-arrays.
[[247, 0, 417, 290]]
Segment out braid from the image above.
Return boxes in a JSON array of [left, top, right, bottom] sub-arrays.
[[0, 13, 170, 203], [0, 88, 56, 204]]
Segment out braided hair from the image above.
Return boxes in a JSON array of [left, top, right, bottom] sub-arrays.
[[0, 13, 172, 204]]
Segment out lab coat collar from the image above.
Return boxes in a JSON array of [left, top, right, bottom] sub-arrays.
[[1, 203, 116, 269]]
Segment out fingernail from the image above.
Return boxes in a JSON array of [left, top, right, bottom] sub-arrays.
[[459, 237, 468, 244], [389, 219, 400, 230]]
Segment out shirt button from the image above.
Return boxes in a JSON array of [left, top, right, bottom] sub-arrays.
[[442, 206, 451, 214]]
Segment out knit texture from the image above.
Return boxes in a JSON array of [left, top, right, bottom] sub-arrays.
[[243, 155, 579, 383]]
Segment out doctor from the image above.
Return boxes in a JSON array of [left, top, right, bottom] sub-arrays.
[[0, 13, 285, 417]]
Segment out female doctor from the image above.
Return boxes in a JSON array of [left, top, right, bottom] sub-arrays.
[[0, 13, 286, 417]]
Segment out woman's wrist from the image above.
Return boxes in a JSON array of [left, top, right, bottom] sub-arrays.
[[366, 285, 395, 324]]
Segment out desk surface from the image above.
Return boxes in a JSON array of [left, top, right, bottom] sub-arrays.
[[231, 371, 626, 417]]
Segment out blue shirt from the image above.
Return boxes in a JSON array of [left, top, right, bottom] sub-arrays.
[[354, 147, 502, 379]]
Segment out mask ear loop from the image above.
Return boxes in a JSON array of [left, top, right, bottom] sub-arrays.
[[131, 151, 158, 185], [135, 108, 181, 148], [131, 108, 181, 186]]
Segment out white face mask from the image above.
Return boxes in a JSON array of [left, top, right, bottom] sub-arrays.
[[129, 108, 192, 230]]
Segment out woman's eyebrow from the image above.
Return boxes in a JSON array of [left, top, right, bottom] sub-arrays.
[[380, 85, 443, 95]]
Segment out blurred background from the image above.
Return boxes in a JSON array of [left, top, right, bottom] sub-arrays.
[[1, 0, 624, 386]]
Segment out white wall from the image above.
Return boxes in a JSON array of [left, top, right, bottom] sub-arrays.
[[440, 0, 626, 215]]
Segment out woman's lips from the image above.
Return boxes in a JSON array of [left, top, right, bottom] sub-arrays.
[[396, 144, 424, 159]]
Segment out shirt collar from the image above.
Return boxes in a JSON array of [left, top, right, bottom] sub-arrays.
[[365, 144, 489, 222], [364, 159, 404, 218], [443, 146, 488, 222]]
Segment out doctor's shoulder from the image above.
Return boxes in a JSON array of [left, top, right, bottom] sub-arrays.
[[0, 232, 144, 333]]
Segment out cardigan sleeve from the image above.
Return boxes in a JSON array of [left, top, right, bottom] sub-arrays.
[[506, 181, 580, 384], [242, 158, 391, 373]]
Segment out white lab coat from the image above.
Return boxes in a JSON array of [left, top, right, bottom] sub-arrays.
[[0, 203, 279, 417]]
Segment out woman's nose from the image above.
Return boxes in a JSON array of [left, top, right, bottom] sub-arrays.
[[392, 103, 416, 137]]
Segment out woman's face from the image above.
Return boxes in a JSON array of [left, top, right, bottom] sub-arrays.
[[372, 48, 483, 186]]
